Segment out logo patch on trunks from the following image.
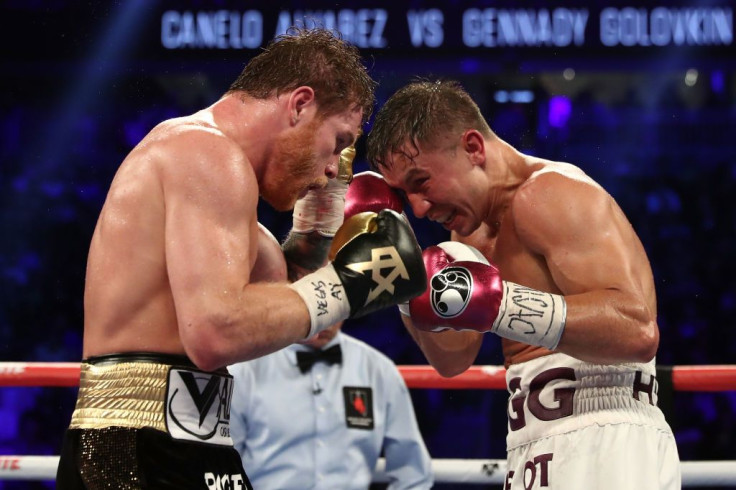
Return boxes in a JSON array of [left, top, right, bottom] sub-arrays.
[[166, 368, 233, 445], [343, 386, 373, 430]]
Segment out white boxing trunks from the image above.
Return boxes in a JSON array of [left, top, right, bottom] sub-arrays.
[[504, 352, 680, 490]]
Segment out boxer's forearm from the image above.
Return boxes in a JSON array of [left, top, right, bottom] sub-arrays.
[[282, 230, 332, 282], [554, 289, 659, 364], [401, 314, 482, 378]]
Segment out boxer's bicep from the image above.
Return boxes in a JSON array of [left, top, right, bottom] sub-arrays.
[[516, 174, 658, 362], [163, 138, 258, 330], [401, 313, 483, 377], [251, 223, 288, 283]]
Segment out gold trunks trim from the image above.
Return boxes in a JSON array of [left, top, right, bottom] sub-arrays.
[[70, 361, 169, 431]]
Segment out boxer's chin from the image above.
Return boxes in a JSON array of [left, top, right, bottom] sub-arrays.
[[261, 179, 302, 211], [260, 189, 293, 211]]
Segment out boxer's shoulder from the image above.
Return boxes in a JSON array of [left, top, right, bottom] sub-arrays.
[[522, 161, 602, 197]]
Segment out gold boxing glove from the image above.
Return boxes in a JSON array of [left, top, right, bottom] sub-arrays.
[[290, 209, 426, 337], [337, 144, 356, 184]]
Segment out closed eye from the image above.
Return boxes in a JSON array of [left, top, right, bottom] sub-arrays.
[[410, 177, 428, 191], [336, 132, 356, 154], [395, 187, 409, 205]]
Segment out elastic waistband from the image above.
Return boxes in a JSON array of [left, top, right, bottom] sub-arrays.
[[84, 351, 228, 375], [70, 360, 172, 431], [505, 353, 671, 449], [69, 356, 234, 446]]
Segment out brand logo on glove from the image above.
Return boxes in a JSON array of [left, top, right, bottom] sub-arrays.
[[346, 246, 409, 304], [430, 266, 473, 318]]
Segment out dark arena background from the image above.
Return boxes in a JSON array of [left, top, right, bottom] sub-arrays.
[[1, 1, 735, 488]]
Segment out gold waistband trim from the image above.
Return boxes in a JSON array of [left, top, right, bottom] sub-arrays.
[[69, 361, 169, 431]]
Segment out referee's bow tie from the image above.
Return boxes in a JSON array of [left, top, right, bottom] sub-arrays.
[[296, 345, 342, 373]]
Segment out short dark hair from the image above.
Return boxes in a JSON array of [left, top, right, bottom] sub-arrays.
[[228, 27, 376, 124], [367, 79, 493, 171]]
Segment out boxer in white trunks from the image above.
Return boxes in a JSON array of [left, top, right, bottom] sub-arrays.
[[366, 79, 681, 489]]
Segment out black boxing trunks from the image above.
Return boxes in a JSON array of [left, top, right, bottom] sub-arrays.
[[55, 353, 253, 490]]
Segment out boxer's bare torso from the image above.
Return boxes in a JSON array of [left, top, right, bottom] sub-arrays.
[[83, 109, 259, 358], [456, 156, 657, 367], [389, 141, 658, 373], [81, 90, 364, 370]]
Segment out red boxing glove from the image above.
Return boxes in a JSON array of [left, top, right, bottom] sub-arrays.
[[344, 171, 404, 220], [408, 242, 500, 332], [406, 242, 567, 350]]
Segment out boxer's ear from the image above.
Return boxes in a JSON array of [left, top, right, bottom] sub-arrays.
[[461, 129, 486, 168], [288, 86, 316, 125]]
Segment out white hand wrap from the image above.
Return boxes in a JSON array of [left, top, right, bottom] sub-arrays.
[[291, 178, 349, 238], [290, 264, 351, 338], [491, 281, 567, 350]]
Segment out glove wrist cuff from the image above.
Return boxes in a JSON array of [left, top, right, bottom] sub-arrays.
[[290, 264, 351, 338], [398, 303, 410, 317], [491, 281, 567, 350]]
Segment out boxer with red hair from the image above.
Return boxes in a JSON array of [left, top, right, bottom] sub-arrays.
[[55, 29, 425, 490]]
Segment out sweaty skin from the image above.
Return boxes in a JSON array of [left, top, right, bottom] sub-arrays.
[[381, 133, 658, 374], [83, 90, 362, 371], [251, 223, 289, 284]]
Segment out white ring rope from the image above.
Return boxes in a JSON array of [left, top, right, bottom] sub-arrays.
[[2, 455, 736, 486]]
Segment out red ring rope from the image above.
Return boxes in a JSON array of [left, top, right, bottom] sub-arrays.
[[1, 363, 735, 391]]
